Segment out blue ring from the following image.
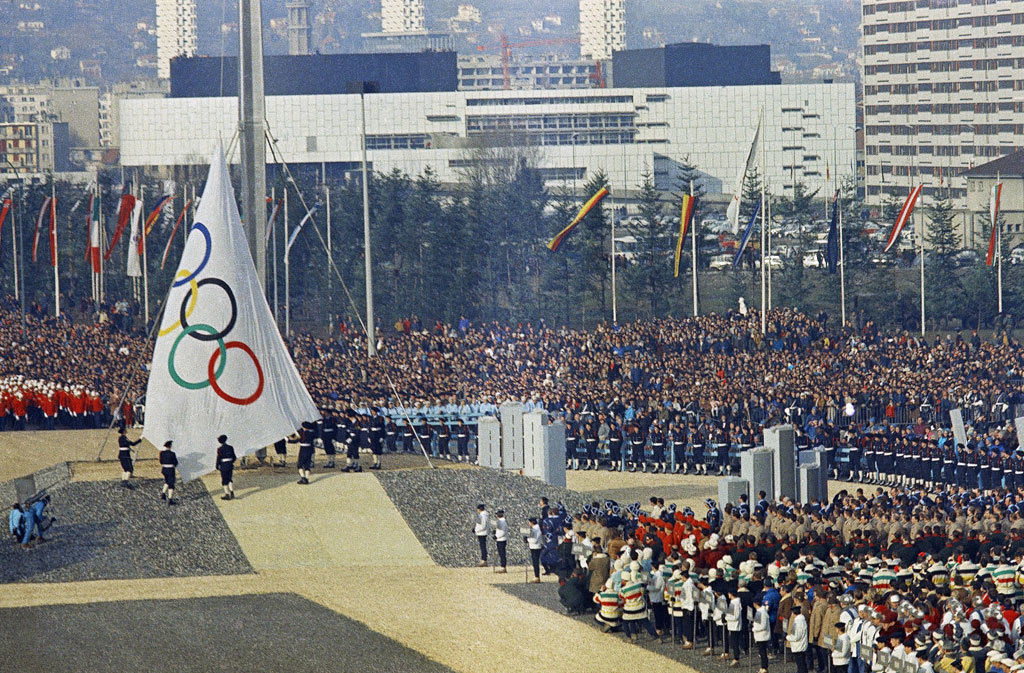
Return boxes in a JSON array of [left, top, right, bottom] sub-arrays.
[[172, 222, 211, 287]]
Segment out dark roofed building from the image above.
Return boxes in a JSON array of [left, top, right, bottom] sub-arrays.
[[962, 149, 1024, 250], [612, 43, 781, 89]]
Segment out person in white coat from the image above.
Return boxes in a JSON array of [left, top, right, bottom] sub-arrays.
[[474, 504, 490, 566], [493, 509, 508, 573], [526, 517, 543, 583], [787, 604, 809, 673], [753, 598, 773, 673], [724, 588, 744, 666], [832, 621, 852, 673]]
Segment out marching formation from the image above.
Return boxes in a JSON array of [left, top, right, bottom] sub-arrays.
[[547, 485, 1024, 673]]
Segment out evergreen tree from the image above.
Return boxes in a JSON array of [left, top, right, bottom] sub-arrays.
[[674, 154, 708, 271], [626, 170, 670, 316], [923, 195, 963, 327]]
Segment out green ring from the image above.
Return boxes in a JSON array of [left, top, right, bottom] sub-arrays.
[[168, 323, 227, 390]]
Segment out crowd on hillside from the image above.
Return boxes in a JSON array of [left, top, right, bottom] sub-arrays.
[[534, 483, 1024, 673]]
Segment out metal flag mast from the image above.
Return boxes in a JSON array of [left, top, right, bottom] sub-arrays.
[[997, 171, 1003, 316], [691, 179, 698, 318], [759, 106, 766, 335], [239, 0, 267, 288], [51, 181, 59, 317]]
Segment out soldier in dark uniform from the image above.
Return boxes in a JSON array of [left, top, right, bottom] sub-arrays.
[[401, 419, 415, 454], [384, 419, 398, 453], [369, 408, 386, 470], [455, 419, 471, 462], [648, 422, 665, 474], [415, 418, 432, 457], [584, 419, 599, 470], [118, 427, 141, 488], [714, 423, 730, 476], [273, 437, 288, 467], [928, 438, 941, 488], [628, 422, 645, 473], [436, 421, 452, 460], [692, 423, 706, 475], [608, 419, 623, 471], [292, 421, 316, 484], [321, 410, 337, 469], [216, 434, 236, 500], [159, 440, 178, 506], [964, 443, 979, 489], [862, 432, 876, 483], [344, 412, 362, 471], [564, 419, 578, 469], [669, 422, 685, 474], [574, 423, 587, 470], [1013, 449, 1024, 491]]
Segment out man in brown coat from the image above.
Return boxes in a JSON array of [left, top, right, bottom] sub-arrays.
[[808, 588, 829, 673], [588, 543, 611, 595]]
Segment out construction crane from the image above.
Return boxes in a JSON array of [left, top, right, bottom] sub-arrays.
[[476, 33, 606, 90]]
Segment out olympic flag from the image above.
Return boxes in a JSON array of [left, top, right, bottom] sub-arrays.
[[143, 146, 320, 482]]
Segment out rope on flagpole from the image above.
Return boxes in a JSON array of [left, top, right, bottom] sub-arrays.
[[264, 123, 436, 469], [94, 278, 177, 462]]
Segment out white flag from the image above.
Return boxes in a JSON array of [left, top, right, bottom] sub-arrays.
[[126, 199, 143, 277], [142, 146, 320, 482], [725, 112, 762, 234]]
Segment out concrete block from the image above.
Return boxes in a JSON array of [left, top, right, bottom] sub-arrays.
[[741, 448, 774, 502], [542, 419, 567, 488], [500, 402, 524, 470], [523, 411, 548, 479], [765, 425, 796, 500], [718, 476, 748, 509], [798, 464, 822, 502], [477, 416, 501, 469]]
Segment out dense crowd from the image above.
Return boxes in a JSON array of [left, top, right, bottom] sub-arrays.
[[534, 483, 1024, 673], [2, 296, 1023, 443]]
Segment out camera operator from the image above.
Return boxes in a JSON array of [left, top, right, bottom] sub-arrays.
[[9, 493, 55, 550]]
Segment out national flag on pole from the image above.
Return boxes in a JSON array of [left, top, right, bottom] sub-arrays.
[[126, 198, 143, 277], [32, 196, 53, 263], [286, 205, 320, 252], [547, 187, 609, 252], [986, 182, 1003, 267], [265, 198, 282, 245], [89, 193, 102, 273], [732, 197, 762, 268], [0, 197, 10, 247], [140, 194, 173, 254], [825, 190, 840, 274], [142, 145, 319, 482], [674, 194, 696, 278], [726, 114, 762, 234], [106, 192, 136, 261], [883, 185, 922, 254], [48, 196, 57, 267], [161, 198, 191, 269]]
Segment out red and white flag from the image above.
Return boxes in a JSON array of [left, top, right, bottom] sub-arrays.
[[89, 192, 102, 273], [32, 196, 53, 263], [48, 196, 57, 267], [883, 185, 922, 254], [986, 182, 1003, 267]]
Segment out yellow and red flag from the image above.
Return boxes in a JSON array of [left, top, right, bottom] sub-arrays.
[[547, 187, 609, 252], [674, 194, 696, 278]]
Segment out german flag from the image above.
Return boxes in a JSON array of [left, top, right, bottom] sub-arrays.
[[674, 194, 696, 278], [547, 187, 609, 252]]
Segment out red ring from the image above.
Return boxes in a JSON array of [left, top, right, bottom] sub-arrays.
[[207, 341, 264, 405]]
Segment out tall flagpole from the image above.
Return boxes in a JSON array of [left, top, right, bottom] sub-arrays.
[[51, 182, 59, 318], [325, 182, 333, 330], [610, 189, 617, 324], [272, 185, 279, 326], [839, 199, 847, 328], [759, 106, 766, 335], [142, 188, 149, 326], [690, 179, 698, 318], [766, 182, 772, 311], [917, 160, 925, 337], [284, 186, 290, 337], [997, 171, 1003, 316], [10, 183, 17, 301]]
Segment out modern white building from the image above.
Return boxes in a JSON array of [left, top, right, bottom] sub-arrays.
[[381, 0, 424, 33], [579, 0, 625, 61], [457, 54, 600, 91], [155, 0, 197, 80], [287, 0, 313, 56], [119, 84, 855, 200], [861, 0, 1024, 211]]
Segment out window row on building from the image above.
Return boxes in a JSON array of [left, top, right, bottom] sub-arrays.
[[465, 112, 636, 133], [864, 59, 1024, 74], [865, 0, 1006, 13], [865, 35, 1024, 53], [867, 123, 1024, 135], [465, 94, 634, 107], [866, 144, 1016, 156], [863, 14, 1024, 33]]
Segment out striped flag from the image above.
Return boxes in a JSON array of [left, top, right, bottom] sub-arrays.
[[265, 198, 282, 244], [725, 114, 761, 234], [139, 194, 173, 254], [674, 194, 696, 278], [825, 191, 839, 274], [883, 185, 922, 254], [160, 198, 191, 269], [547, 187, 609, 252], [89, 194, 102, 273], [48, 196, 57, 267], [32, 196, 53, 263], [286, 204, 320, 252], [105, 193, 136, 261], [732, 197, 762, 268], [0, 197, 10, 247], [986, 182, 1003, 267]]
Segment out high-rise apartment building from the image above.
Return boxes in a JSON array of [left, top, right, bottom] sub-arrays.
[[382, 0, 425, 33], [156, 0, 197, 80], [861, 0, 1024, 211], [287, 0, 313, 56], [579, 0, 625, 61]]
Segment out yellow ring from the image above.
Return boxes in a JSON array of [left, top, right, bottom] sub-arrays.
[[158, 269, 199, 337]]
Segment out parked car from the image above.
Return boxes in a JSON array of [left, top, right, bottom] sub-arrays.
[[709, 253, 734, 270], [803, 251, 824, 268]]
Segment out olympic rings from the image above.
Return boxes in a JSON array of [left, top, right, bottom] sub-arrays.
[[179, 277, 237, 342], [172, 223, 211, 287], [207, 341, 264, 405], [168, 324, 227, 390], [158, 269, 199, 337]]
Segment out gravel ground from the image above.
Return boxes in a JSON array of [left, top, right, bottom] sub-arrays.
[[0, 592, 458, 673], [376, 467, 592, 567], [501, 581, 771, 673], [0, 479, 252, 583]]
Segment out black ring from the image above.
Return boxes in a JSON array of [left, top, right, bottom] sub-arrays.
[[180, 277, 237, 342]]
